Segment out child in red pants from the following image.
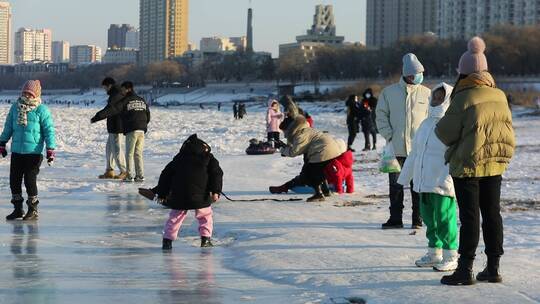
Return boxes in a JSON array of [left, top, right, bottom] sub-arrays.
[[323, 150, 354, 194], [140, 134, 223, 249]]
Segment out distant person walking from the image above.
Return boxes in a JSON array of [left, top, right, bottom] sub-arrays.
[[238, 103, 247, 119], [345, 94, 360, 151], [91, 77, 127, 180], [359, 88, 378, 151], [376, 53, 431, 230], [233, 102, 239, 119], [436, 37, 515, 286], [0, 80, 56, 221]]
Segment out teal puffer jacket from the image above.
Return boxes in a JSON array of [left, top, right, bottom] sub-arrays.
[[0, 103, 56, 154]]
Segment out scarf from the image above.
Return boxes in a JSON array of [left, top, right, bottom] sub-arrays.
[[17, 96, 42, 126]]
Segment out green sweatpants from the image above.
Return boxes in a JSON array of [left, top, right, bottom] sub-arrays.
[[420, 193, 458, 250]]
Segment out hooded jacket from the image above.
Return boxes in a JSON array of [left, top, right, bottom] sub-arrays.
[[435, 72, 515, 177], [398, 83, 455, 197], [94, 85, 125, 134], [266, 100, 284, 133], [376, 78, 430, 157], [152, 134, 223, 210], [280, 116, 346, 163], [0, 101, 56, 154], [92, 91, 150, 134], [323, 150, 354, 194]]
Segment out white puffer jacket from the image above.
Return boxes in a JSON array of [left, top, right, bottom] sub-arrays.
[[398, 83, 455, 197]]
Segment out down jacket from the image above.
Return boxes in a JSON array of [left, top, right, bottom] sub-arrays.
[[0, 101, 56, 154], [324, 150, 354, 194], [92, 91, 151, 134], [281, 116, 346, 163], [398, 83, 455, 197], [152, 134, 223, 210], [266, 100, 283, 133], [435, 72, 515, 178], [376, 78, 430, 157]]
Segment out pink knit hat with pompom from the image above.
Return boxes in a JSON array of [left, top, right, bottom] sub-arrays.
[[22, 80, 42, 98], [458, 36, 488, 75]]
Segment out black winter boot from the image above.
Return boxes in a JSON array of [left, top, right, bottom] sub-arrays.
[[6, 198, 25, 220], [201, 236, 214, 248], [269, 184, 289, 194], [22, 198, 39, 221], [307, 185, 325, 202], [476, 256, 502, 283], [162, 238, 172, 250], [441, 257, 476, 285], [321, 181, 332, 197], [381, 218, 403, 229]]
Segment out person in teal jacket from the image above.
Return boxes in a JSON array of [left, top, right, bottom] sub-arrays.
[[0, 80, 56, 221]]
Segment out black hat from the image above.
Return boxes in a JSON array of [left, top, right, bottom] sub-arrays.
[[101, 77, 116, 86]]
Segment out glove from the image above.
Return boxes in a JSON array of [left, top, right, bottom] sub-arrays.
[[274, 140, 286, 149], [0, 143, 7, 158], [46, 149, 55, 166], [90, 116, 98, 123]]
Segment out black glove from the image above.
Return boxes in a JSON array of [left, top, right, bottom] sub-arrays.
[[274, 140, 286, 149], [90, 116, 98, 123], [0, 145, 6, 158]]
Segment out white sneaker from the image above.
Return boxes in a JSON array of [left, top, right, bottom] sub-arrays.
[[433, 249, 458, 272], [415, 248, 443, 267]]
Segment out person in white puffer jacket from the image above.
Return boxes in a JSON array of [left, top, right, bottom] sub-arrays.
[[398, 83, 458, 272]]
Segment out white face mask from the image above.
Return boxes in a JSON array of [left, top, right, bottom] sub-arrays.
[[365, 93, 371, 98]]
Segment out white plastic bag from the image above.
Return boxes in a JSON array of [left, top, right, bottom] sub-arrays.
[[379, 142, 401, 173]]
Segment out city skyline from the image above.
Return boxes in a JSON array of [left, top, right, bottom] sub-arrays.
[[8, 0, 366, 57]]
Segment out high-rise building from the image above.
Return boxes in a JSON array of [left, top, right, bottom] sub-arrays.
[[14, 28, 52, 63], [439, 0, 540, 39], [108, 24, 136, 49], [69, 45, 101, 65], [139, 0, 189, 65], [366, 0, 437, 48], [0, 1, 11, 64], [52, 40, 70, 63], [279, 5, 345, 58], [125, 28, 140, 50], [246, 7, 253, 53]]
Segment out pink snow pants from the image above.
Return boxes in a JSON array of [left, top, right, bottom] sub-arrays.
[[163, 207, 213, 240]]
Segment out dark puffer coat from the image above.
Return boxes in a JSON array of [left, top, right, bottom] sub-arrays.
[[102, 85, 124, 134], [152, 134, 223, 210]]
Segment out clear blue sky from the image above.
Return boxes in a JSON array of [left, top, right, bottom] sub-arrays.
[[10, 0, 366, 57]]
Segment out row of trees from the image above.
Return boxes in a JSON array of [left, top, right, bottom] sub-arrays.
[[0, 25, 538, 90]]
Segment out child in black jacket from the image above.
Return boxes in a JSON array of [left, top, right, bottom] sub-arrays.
[[139, 134, 223, 249]]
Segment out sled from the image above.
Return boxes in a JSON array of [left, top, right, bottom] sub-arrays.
[[245, 138, 276, 155], [290, 184, 341, 194]]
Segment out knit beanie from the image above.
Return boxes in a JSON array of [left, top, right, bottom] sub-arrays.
[[458, 36, 488, 75], [402, 53, 424, 76], [22, 80, 42, 98]]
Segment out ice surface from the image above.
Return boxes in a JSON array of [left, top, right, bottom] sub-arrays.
[[0, 104, 538, 304]]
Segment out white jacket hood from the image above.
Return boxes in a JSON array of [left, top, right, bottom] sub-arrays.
[[428, 83, 453, 119]]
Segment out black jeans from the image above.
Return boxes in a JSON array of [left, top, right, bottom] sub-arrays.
[[388, 157, 421, 223], [10, 153, 43, 197], [347, 124, 358, 147], [299, 161, 331, 192], [453, 175, 504, 259], [362, 130, 377, 148], [267, 132, 280, 142]]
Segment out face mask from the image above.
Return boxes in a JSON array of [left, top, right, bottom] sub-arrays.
[[365, 93, 371, 98], [412, 73, 424, 85]]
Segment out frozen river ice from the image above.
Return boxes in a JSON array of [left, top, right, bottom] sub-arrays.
[[0, 104, 539, 303]]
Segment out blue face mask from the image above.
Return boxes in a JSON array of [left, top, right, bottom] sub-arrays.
[[412, 73, 424, 85]]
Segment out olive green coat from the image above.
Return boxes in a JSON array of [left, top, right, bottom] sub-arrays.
[[435, 72, 515, 177]]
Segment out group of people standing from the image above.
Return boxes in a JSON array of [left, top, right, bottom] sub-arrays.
[[375, 37, 515, 286], [90, 77, 151, 182], [346, 89, 378, 151], [232, 102, 247, 120]]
